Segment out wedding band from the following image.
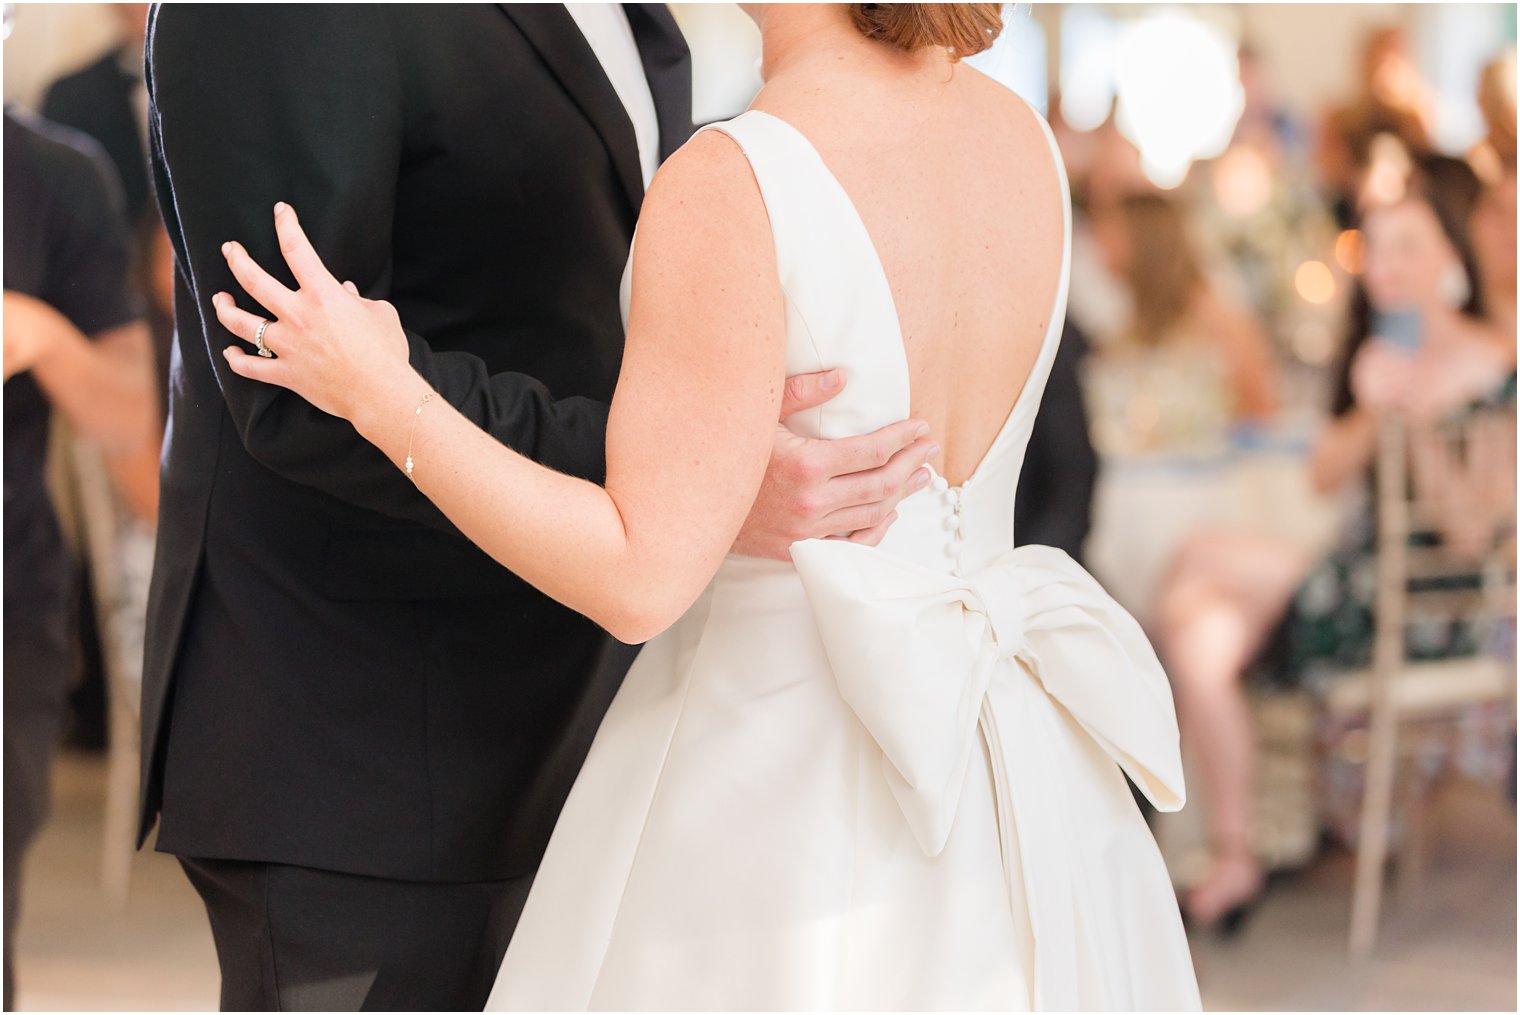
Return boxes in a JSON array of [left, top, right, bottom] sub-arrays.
[[254, 319, 274, 358]]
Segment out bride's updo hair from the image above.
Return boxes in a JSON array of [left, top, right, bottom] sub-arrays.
[[848, 3, 1005, 61]]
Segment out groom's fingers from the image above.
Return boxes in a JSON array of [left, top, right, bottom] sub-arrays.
[[818, 500, 897, 538], [821, 418, 933, 477], [827, 439, 936, 509], [834, 511, 898, 548], [815, 444, 932, 535], [779, 368, 845, 419], [272, 202, 339, 293]]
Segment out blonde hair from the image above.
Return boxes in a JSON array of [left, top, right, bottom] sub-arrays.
[[1116, 193, 1205, 347], [848, 3, 1005, 61]]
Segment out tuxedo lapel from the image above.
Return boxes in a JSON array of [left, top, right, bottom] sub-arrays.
[[622, 4, 695, 160], [497, 3, 645, 212]]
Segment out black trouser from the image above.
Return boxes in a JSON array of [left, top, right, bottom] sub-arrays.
[[179, 857, 533, 1011], [3, 621, 74, 1011]]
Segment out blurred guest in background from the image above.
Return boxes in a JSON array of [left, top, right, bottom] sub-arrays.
[[42, 2, 169, 755], [1317, 26, 1436, 228], [1470, 49, 1517, 184], [1232, 43, 1306, 165], [1014, 318, 1098, 560], [3, 106, 160, 1010], [1053, 94, 1142, 347], [1468, 51, 1518, 341], [1194, 40, 1331, 341], [1471, 167, 1517, 338], [1155, 156, 1513, 932], [1079, 191, 1282, 624], [1082, 109, 1152, 217], [1087, 192, 1279, 459], [42, 2, 171, 400], [41, 4, 152, 224]]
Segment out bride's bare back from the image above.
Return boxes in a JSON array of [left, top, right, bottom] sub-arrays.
[[751, 9, 1065, 486]]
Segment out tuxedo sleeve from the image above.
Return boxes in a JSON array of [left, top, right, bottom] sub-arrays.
[[1014, 319, 1097, 561], [148, 4, 610, 531]]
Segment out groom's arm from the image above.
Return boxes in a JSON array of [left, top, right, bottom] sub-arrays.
[[148, 3, 610, 529]]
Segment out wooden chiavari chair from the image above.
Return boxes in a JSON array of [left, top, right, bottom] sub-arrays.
[[1317, 404, 1517, 958]]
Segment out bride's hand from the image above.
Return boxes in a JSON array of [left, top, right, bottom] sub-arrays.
[[213, 203, 412, 420]]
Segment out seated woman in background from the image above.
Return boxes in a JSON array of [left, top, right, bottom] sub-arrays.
[[1155, 155, 1515, 932], [1086, 192, 1279, 460], [1079, 192, 1282, 622]]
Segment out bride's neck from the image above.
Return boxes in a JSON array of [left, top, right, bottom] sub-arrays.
[[757, 4, 947, 85]]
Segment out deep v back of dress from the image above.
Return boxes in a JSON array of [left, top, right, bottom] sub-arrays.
[[700, 107, 1069, 577], [487, 107, 1200, 1012]]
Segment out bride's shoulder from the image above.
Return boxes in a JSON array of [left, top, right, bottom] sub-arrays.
[[630, 124, 773, 287], [641, 124, 760, 221]]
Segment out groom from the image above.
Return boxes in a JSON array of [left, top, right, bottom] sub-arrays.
[[142, 4, 935, 1010]]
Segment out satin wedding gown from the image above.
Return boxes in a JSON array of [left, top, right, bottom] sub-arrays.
[[488, 108, 1201, 1011]]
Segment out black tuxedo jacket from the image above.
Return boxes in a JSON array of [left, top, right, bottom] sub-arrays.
[[141, 3, 693, 882]]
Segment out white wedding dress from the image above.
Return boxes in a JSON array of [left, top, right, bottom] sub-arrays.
[[487, 108, 1201, 1011]]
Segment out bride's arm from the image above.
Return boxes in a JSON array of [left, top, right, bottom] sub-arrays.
[[218, 133, 788, 643]]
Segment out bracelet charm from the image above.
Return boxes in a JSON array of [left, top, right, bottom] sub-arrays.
[[404, 391, 436, 480]]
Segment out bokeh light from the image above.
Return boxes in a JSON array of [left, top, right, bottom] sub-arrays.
[[1214, 144, 1275, 218], [1295, 260, 1337, 304], [1113, 11, 1246, 189], [1291, 319, 1337, 365], [1334, 229, 1366, 274]]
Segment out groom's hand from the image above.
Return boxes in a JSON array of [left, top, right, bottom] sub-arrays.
[[731, 369, 937, 561]]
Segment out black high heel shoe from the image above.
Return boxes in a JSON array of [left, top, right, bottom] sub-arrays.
[[1214, 891, 1265, 939], [1181, 864, 1269, 939]]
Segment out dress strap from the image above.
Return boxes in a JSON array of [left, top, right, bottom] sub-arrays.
[[693, 110, 865, 302], [693, 110, 912, 438]]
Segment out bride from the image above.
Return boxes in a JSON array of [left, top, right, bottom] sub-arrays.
[[210, 3, 1199, 1009]]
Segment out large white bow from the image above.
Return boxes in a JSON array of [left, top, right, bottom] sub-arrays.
[[790, 539, 1187, 1008]]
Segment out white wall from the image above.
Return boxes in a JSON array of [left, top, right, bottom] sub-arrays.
[[669, 2, 761, 124], [1237, 3, 1417, 116]]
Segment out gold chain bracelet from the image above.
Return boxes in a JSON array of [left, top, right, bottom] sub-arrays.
[[403, 390, 435, 480]]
